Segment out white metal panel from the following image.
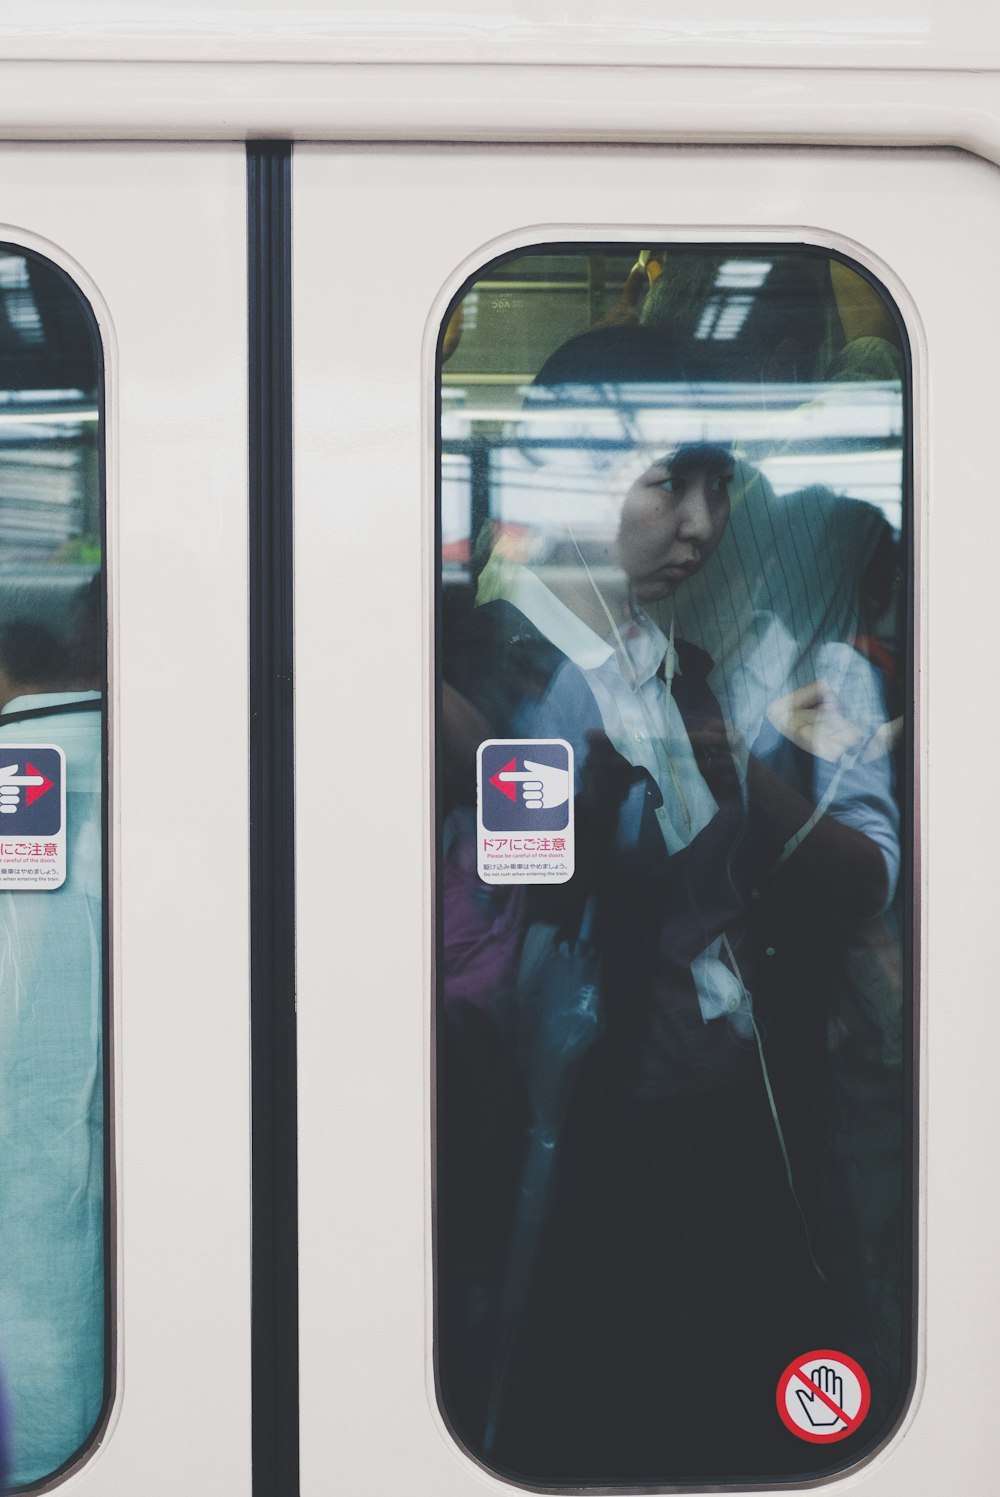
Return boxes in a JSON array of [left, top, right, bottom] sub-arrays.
[[0, 63, 999, 176], [0, 6, 996, 153], [2, 65, 1000, 161], [294, 142, 999, 1494], [0, 0, 994, 70], [0, 144, 252, 1494]]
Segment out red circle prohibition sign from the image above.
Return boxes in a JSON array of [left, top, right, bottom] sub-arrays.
[[776, 1349, 872, 1444]]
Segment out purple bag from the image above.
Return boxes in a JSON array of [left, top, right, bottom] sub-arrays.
[[442, 809, 526, 1015]]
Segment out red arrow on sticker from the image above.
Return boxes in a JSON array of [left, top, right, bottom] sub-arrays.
[[489, 758, 518, 802], [25, 763, 53, 806]]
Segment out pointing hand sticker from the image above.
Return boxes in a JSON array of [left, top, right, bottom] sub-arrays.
[[491, 757, 570, 812], [0, 745, 66, 889], [477, 739, 574, 885], [0, 761, 54, 813]]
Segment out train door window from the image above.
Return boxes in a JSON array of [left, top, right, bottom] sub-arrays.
[[436, 241, 909, 1486], [0, 246, 105, 1491], [0, 145, 252, 1494]]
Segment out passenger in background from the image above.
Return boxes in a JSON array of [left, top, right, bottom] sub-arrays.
[[0, 578, 105, 1488], [592, 248, 903, 384]]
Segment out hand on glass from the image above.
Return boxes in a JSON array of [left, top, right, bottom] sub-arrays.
[[767, 679, 864, 763]]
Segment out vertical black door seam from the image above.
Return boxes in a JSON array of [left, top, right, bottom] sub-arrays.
[[248, 142, 299, 1497]]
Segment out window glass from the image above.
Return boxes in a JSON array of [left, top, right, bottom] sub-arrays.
[[0, 249, 105, 1490], [436, 245, 910, 1485]]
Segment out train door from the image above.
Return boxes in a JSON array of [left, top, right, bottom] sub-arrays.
[[293, 145, 998, 1494], [0, 145, 252, 1492]]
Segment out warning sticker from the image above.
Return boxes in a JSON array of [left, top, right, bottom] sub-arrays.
[[476, 738, 574, 885], [776, 1349, 871, 1444], [0, 745, 67, 889]]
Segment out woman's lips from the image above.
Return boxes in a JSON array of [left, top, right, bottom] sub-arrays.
[[656, 559, 698, 582]]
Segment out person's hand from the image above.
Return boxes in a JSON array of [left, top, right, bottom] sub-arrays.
[[593, 261, 649, 329], [863, 715, 903, 762], [766, 679, 864, 763]]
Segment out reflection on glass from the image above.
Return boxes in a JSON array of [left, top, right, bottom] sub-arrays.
[[437, 247, 909, 1485], [0, 250, 104, 1491]]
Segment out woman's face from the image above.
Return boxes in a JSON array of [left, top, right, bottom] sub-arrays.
[[617, 446, 734, 604]]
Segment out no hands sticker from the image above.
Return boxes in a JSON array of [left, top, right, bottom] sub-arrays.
[[776, 1350, 871, 1443]]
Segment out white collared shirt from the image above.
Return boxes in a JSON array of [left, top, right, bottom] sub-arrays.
[[507, 569, 751, 1033]]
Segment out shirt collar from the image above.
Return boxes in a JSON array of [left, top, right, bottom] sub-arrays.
[[510, 567, 671, 683], [509, 567, 615, 670], [620, 613, 673, 687]]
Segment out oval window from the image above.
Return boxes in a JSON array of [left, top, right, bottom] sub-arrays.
[[436, 243, 912, 1486], [0, 246, 106, 1491]]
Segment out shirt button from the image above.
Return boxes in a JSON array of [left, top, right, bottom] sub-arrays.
[[765, 946, 776, 957], [633, 732, 645, 744], [725, 995, 739, 1013]]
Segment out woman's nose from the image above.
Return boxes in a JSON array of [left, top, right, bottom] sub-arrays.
[[676, 481, 713, 541]]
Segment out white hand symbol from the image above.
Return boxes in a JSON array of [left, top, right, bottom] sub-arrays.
[[795, 1365, 845, 1427], [497, 759, 570, 811], [0, 764, 44, 815]]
